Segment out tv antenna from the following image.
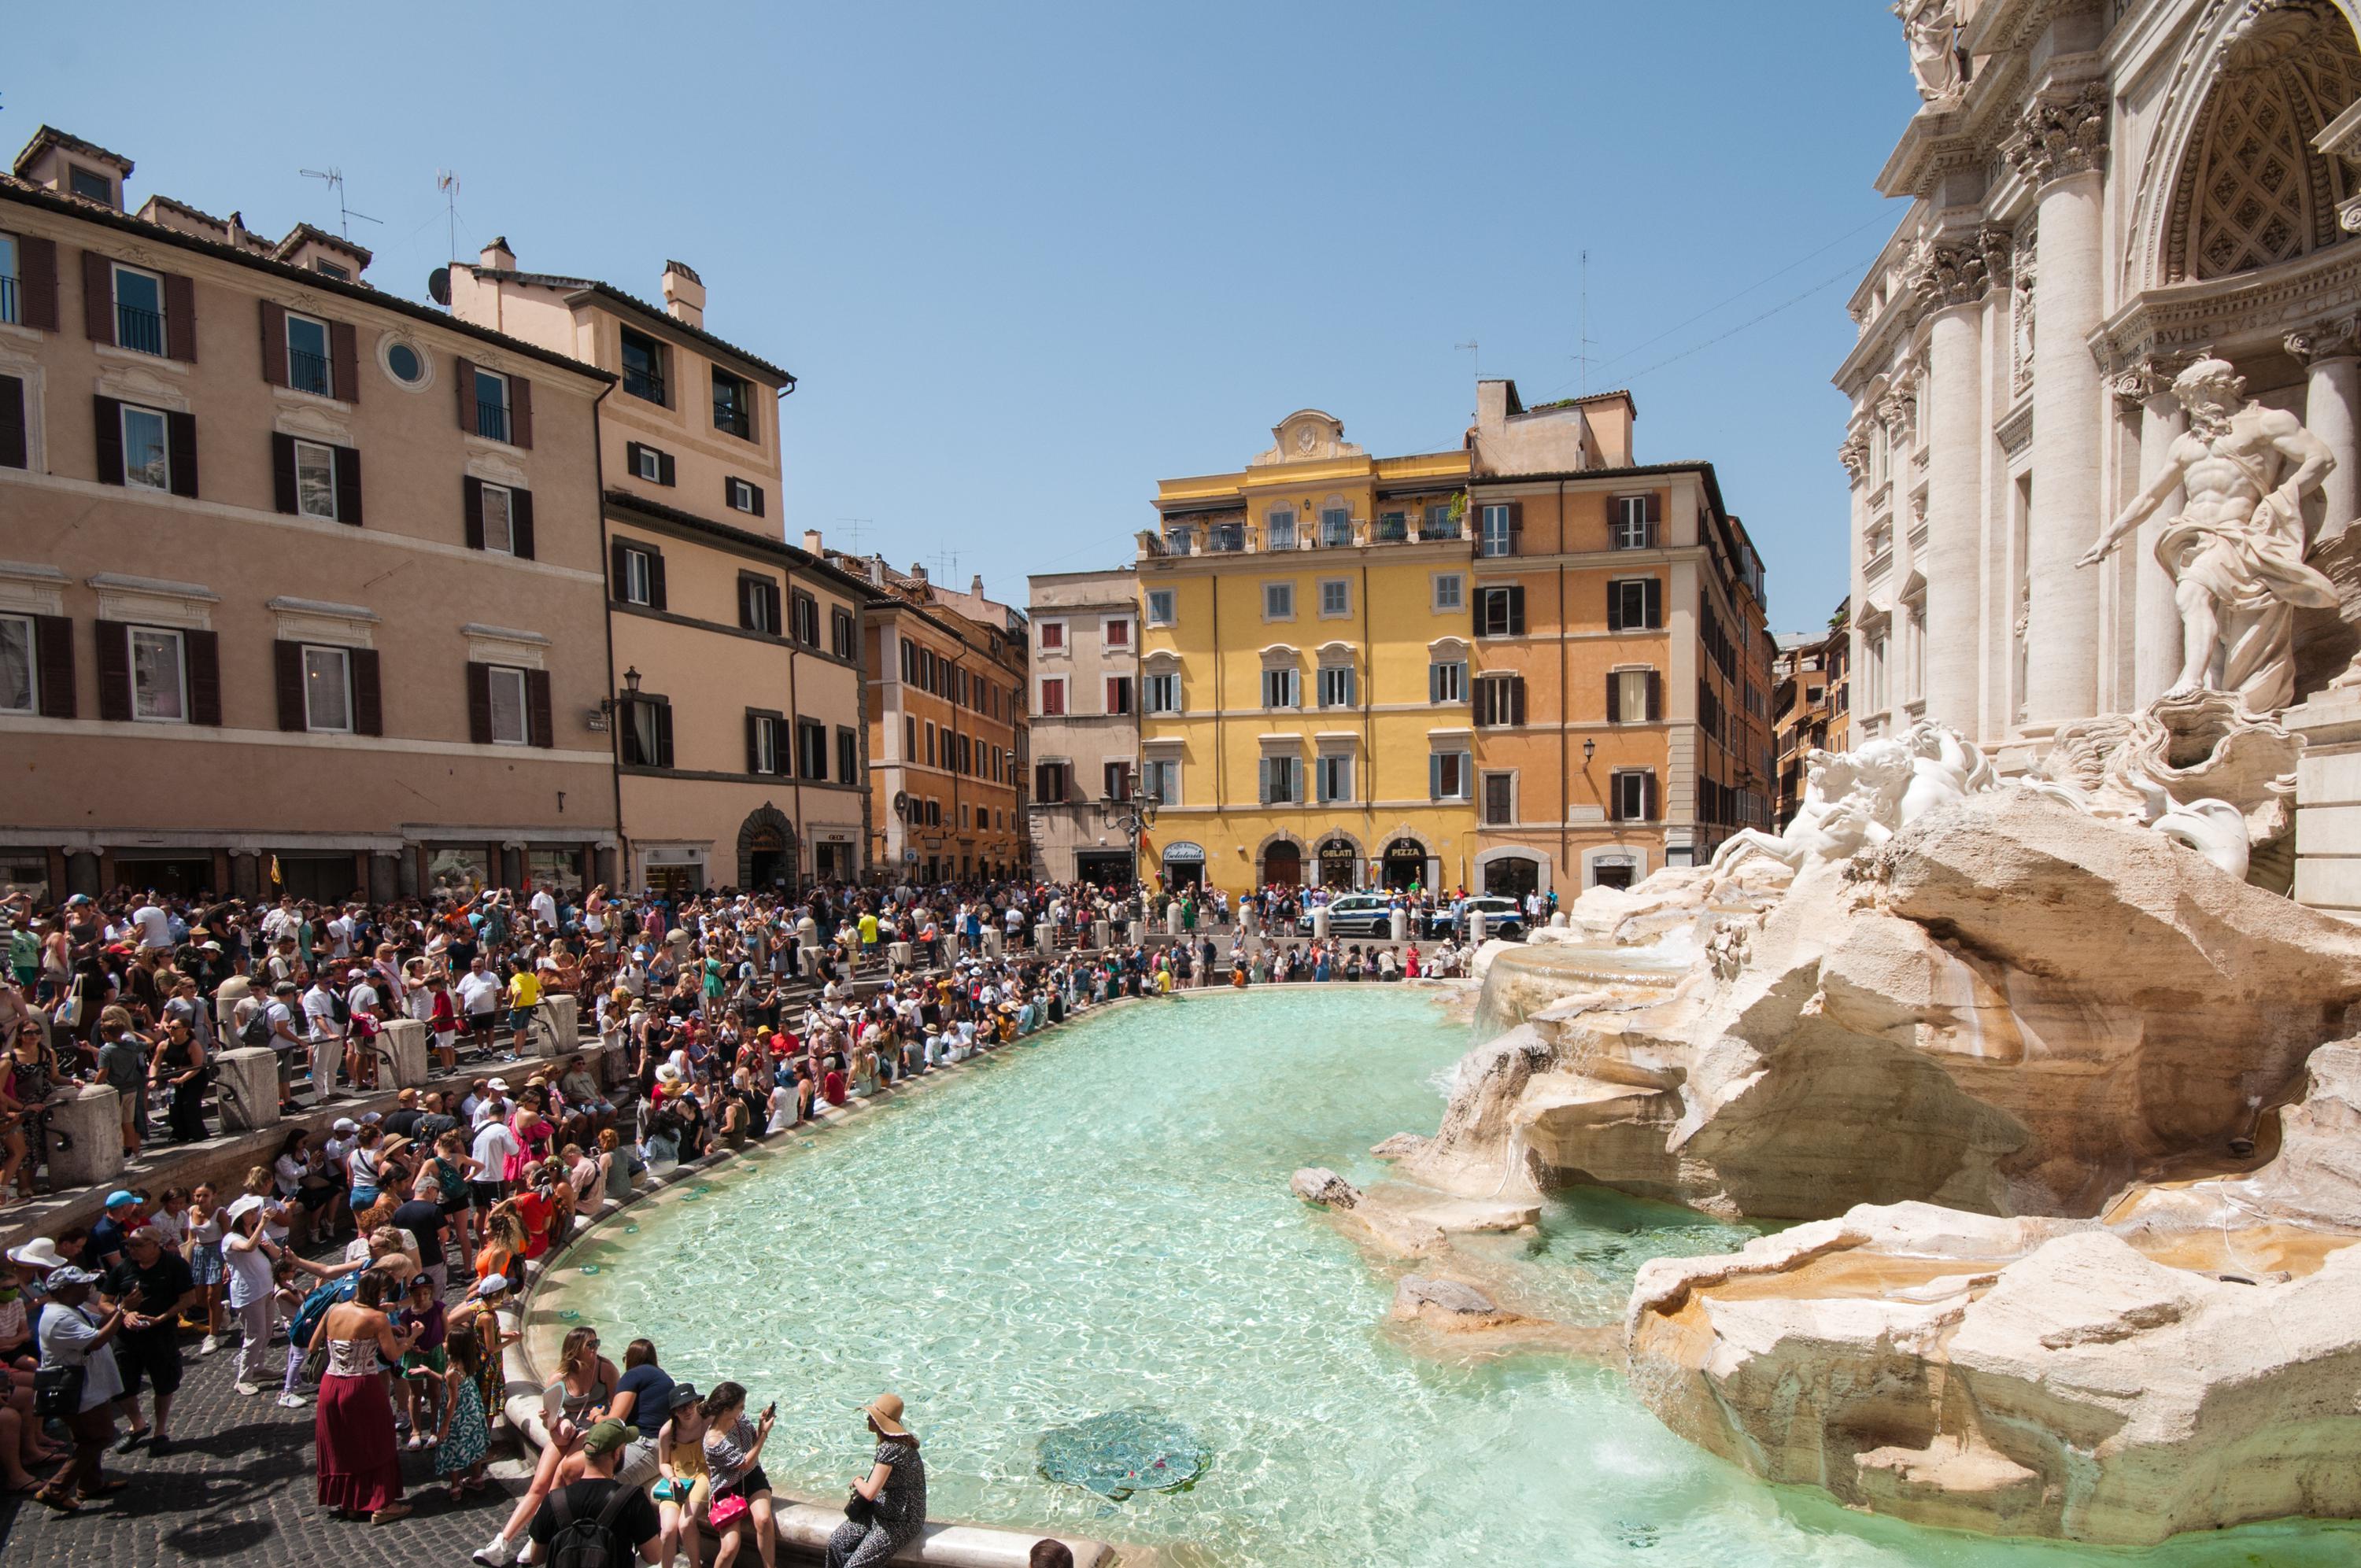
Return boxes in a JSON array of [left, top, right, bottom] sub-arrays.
[[837, 517, 872, 555], [436, 170, 460, 262], [299, 166, 382, 242], [1573, 250, 1600, 395], [929, 547, 964, 585]]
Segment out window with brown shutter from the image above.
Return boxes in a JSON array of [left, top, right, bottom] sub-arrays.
[[95, 619, 131, 721], [351, 648, 382, 736], [80, 250, 112, 341], [272, 433, 298, 514], [165, 411, 198, 498], [1646, 670, 1663, 721], [0, 375, 24, 470], [334, 446, 363, 526], [92, 395, 123, 484], [185, 629, 220, 725], [1605, 670, 1620, 724], [509, 376, 534, 449], [527, 668, 552, 748], [509, 488, 534, 559], [161, 273, 196, 361], [274, 640, 306, 730], [456, 357, 478, 436], [465, 661, 493, 744], [17, 236, 58, 331], [463, 475, 484, 549], [330, 320, 358, 405], [259, 301, 288, 386], [35, 615, 75, 718]]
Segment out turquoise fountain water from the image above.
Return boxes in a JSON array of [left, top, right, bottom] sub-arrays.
[[560, 987, 2358, 1567]]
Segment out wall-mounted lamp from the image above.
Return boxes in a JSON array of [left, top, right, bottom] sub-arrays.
[[1582, 737, 1597, 766]]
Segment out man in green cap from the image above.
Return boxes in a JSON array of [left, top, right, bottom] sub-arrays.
[[526, 1419, 662, 1566]]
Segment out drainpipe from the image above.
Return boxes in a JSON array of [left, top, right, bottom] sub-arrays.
[[1558, 479, 1570, 896], [591, 379, 625, 891], [1358, 552, 1374, 887], [785, 604, 806, 895]]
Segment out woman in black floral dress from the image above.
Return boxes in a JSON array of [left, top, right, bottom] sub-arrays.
[[826, 1393, 926, 1568]]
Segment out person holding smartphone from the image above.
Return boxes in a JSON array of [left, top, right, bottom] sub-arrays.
[[698, 1382, 778, 1568]]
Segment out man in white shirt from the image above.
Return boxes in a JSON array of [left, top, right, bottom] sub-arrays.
[[260, 897, 301, 947], [529, 886, 559, 932], [301, 975, 344, 1100], [326, 906, 357, 961], [456, 957, 502, 1048], [471, 1115, 519, 1200], [129, 897, 174, 950]]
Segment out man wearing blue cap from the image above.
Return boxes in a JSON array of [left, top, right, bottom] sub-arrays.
[[88, 1191, 143, 1271]]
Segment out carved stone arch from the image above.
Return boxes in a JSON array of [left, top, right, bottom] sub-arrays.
[[2139, 0, 2361, 287], [735, 802, 799, 891], [1254, 828, 1307, 888]]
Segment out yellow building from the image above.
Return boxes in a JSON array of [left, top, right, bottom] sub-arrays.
[[1136, 410, 1476, 897]]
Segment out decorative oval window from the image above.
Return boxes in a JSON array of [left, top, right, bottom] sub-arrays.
[[379, 334, 434, 391]]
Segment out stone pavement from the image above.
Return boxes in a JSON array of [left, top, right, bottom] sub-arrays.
[[0, 1278, 526, 1567]]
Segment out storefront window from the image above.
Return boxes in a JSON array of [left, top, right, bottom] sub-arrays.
[[427, 847, 491, 902], [529, 849, 585, 901]]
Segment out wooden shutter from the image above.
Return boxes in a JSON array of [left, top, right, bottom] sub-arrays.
[[1605, 670, 1621, 723], [1646, 670, 1662, 721], [1509, 677, 1526, 726], [351, 648, 382, 736], [509, 375, 534, 449], [93, 395, 124, 484], [526, 669, 552, 748], [186, 629, 221, 725], [1645, 492, 1663, 546], [463, 476, 485, 549], [1258, 758, 1270, 805], [35, 615, 75, 718], [274, 640, 306, 730], [737, 577, 756, 629], [609, 540, 630, 600], [1428, 662, 1442, 703], [746, 711, 763, 773], [162, 273, 197, 361], [334, 445, 363, 526], [764, 583, 782, 636], [95, 619, 131, 721], [1507, 585, 1525, 636], [658, 452, 675, 486], [81, 250, 113, 341], [509, 488, 535, 559], [1606, 581, 1624, 633], [330, 320, 358, 404], [165, 411, 198, 497], [646, 547, 667, 611], [1644, 577, 1663, 629], [1642, 770, 1658, 821], [465, 661, 493, 744], [656, 702, 674, 767], [1428, 753, 1441, 801], [749, 482, 765, 518], [259, 300, 289, 386], [1506, 500, 1524, 554], [455, 357, 477, 435], [271, 432, 298, 513], [0, 374, 24, 470], [17, 236, 57, 331]]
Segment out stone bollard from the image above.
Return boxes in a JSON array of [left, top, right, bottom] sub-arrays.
[[214, 1046, 282, 1133], [1127, 919, 1145, 946], [1092, 919, 1110, 950], [889, 940, 914, 969], [1469, 909, 1488, 945], [1243, 902, 1259, 935], [1165, 901, 1181, 936], [536, 994, 581, 1058], [49, 1082, 124, 1187], [796, 914, 818, 950], [1550, 911, 1567, 929], [383, 1019, 430, 1088], [1389, 909, 1408, 943], [1036, 921, 1056, 954], [1312, 906, 1330, 941], [800, 945, 822, 980], [984, 926, 1004, 959]]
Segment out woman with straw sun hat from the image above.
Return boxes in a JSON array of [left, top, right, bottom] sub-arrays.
[[826, 1393, 926, 1568]]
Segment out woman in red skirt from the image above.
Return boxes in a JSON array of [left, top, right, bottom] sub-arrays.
[[309, 1267, 422, 1524]]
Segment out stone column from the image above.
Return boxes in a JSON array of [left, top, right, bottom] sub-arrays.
[[2011, 84, 2110, 730], [65, 851, 99, 899], [2118, 364, 2189, 705], [2287, 324, 2361, 542], [1909, 234, 2001, 737], [213, 1046, 281, 1133], [368, 853, 398, 904]]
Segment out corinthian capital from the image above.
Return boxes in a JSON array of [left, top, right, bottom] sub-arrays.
[[1838, 431, 1871, 482], [2285, 319, 2361, 367], [2005, 82, 2109, 186], [1907, 227, 2010, 311]]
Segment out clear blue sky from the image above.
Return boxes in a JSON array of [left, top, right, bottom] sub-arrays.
[[15, 2, 1915, 629]]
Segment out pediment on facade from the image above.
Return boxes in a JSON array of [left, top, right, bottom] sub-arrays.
[[1248, 410, 1364, 468]]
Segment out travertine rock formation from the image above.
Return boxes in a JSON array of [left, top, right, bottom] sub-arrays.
[[1624, 1041, 2361, 1544], [1408, 788, 2361, 1219]]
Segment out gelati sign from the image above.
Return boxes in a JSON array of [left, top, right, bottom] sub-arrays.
[[1161, 841, 1206, 863]]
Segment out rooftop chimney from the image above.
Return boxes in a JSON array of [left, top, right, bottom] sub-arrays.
[[480, 235, 515, 271], [910, 562, 929, 582], [661, 260, 705, 329], [866, 559, 885, 588], [970, 574, 985, 596], [803, 529, 825, 556]]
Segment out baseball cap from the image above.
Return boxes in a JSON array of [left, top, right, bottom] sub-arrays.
[[332, 1118, 359, 1133], [104, 1189, 138, 1209], [477, 1273, 510, 1297], [488, 1077, 511, 1092], [49, 1266, 102, 1286], [581, 1419, 630, 1457]]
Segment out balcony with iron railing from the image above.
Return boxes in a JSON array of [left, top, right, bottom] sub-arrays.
[[476, 400, 511, 443], [623, 366, 667, 404], [289, 346, 333, 397], [116, 302, 164, 356]]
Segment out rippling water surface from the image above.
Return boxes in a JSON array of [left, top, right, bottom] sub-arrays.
[[557, 987, 2358, 1567]]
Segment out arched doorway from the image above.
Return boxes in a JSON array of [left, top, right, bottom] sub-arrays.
[[736, 803, 799, 893], [1317, 837, 1358, 889], [1380, 837, 1427, 891], [1483, 855, 1541, 898], [1162, 841, 1206, 892], [1261, 841, 1302, 887]]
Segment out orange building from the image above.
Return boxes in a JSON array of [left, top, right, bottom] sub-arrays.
[[1463, 381, 1772, 893]]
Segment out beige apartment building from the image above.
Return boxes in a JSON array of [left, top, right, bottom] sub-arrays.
[[1025, 566, 1140, 885], [0, 127, 618, 904], [449, 242, 871, 895]]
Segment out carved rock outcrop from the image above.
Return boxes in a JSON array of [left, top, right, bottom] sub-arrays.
[[1624, 1041, 2361, 1544], [1407, 788, 2361, 1219]]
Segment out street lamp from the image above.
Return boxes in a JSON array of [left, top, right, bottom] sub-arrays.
[[1098, 793, 1158, 889], [594, 667, 646, 729], [1582, 737, 1596, 766]]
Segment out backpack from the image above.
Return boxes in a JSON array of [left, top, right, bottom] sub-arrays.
[[544, 1482, 637, 1568], [240, 1001, 276, 1050], [286, 1274, 358, 1354]]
